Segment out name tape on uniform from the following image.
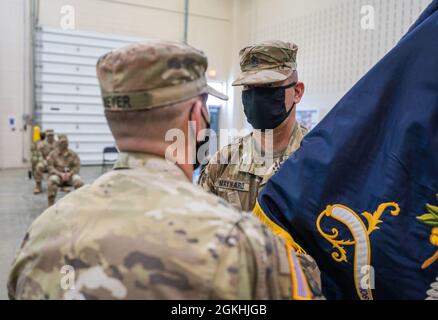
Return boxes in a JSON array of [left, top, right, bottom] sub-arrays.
[[215, 179, 250, 192]]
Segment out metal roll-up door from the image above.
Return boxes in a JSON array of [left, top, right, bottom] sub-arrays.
[[34, 26, 144, 165]]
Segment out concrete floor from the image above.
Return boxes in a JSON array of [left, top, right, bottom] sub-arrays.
[[0, 166, 104, 300]]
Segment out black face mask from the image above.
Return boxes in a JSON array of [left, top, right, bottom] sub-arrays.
[[190, 104, 211, 170], [242, 83, 296, 130], [194, 113, 210, 170]]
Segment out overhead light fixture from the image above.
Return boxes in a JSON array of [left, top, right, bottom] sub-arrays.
[[208, 69, 217, 78]]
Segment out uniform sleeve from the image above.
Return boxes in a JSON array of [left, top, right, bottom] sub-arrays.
[[38, 151, 44, 163], [36, 141, 42, 152], [211, 214, 324, 300], [32, 143, 43, 163], [7, 226, 47, 300], [70, 152, 81, 175], [37, 142, 49, 159], [198, 151, 222, 195], [198, 164, 218, 195], [47, 151, 62, 177], [198, 144, 234, 194], [36, 142, 44, 158]]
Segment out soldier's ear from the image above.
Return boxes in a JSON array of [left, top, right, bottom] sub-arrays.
[[293, 82, 305, 104], [191, 98, 207, 134], [188, 96, 209, 132]]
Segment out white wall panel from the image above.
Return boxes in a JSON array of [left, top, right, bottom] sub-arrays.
[[40, 104, 103, 115], [36, 123, 111, 134], [36, 62, 97, 76], [251, 0, 432, 119], [36, 93, 102, 104], [39, 83, 101, 95], [39, 73, 99, 85]]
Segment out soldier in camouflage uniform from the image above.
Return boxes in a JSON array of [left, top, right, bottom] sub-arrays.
[[8, 41, 324, 300], [34, 129, 56, 194], [46, 134, 84, 207], [199, 40, 308, 212]]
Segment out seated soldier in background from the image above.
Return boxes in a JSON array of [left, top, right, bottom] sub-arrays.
[[34, 129, 56, 194], [47, 134, 84, 206]]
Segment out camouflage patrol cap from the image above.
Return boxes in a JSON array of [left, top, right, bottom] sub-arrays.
[[232, 40, 298, 86], [45, 129, 55, 136], [96, 41, 228, 111], [57, 134, 68, 141]]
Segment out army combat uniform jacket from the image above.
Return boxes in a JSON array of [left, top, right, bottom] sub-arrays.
[[38, 140, 56, 161], [199, 123, 307, 212], [47, 148, 81, 177], [8, 152, 323, 300]]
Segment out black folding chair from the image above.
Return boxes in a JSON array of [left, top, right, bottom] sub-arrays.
[[101, 146, 119, 174]]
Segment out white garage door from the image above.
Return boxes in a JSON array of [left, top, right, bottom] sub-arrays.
[[34, 26, 144, 164]]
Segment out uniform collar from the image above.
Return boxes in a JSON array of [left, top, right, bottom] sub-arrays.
[[113, 152, 188, 181], [237, 121, 303, 178]]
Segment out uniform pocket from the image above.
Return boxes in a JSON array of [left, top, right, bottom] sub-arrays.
[[220, 190, 242, 211]]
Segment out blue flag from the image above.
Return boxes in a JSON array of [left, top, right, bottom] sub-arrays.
[[255, 1, 438, 300]]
